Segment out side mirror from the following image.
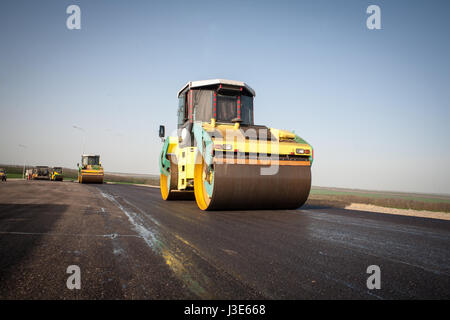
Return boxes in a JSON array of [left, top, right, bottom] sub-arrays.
[[77, 163, 79, 167], [159, 125, 165, 140]]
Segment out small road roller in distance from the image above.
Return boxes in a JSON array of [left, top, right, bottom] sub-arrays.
[[77, 154, 104, 184], [32, 166, 50, 180], [0, 168, 6, 182], [159, 79, 313, 210], [50, 167, 64, 181]]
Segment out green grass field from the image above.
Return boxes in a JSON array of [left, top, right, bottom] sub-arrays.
[[310, 188, 450, 204]]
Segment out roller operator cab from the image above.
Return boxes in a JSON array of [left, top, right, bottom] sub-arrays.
[[77, 154, 104, 184], [159, 79, 313, 210]]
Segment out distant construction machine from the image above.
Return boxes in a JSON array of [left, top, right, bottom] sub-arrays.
[[50, 167, 64, 181], [32, 166, 50, 180], [0, 168, 6, 182], [159, 79, 313, 210], [77, 154, 104, 184]]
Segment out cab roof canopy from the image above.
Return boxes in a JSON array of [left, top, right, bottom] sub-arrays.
[[178, 79, 256, 98], [82, 154, 100, 157]]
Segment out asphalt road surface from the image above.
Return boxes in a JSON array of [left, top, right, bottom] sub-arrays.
[[0, 180, 449, 299]]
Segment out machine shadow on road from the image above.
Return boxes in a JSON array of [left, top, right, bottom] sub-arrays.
[[302, 203, 343, 211], [0, 203, 68, 297]]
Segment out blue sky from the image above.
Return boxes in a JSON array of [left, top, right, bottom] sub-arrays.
[[1, 0, 449, 194]]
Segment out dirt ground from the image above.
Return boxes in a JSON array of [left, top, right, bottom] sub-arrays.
[[345, 203, 450, 221]]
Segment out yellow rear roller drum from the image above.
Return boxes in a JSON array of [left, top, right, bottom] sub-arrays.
[[161, 155, 196, 200], [161, 155, 177, 200], [194, 157, 212, 210], [160, 173, 170, 200]]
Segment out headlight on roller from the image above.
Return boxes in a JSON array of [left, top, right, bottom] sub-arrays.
[[296, 148, 311, 155], [215, 144, 233, 150]]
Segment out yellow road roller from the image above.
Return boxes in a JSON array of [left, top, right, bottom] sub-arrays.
[[159, 79, 313, 210], [77, 154, 104, 184], [50, 167, 64, 181]]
